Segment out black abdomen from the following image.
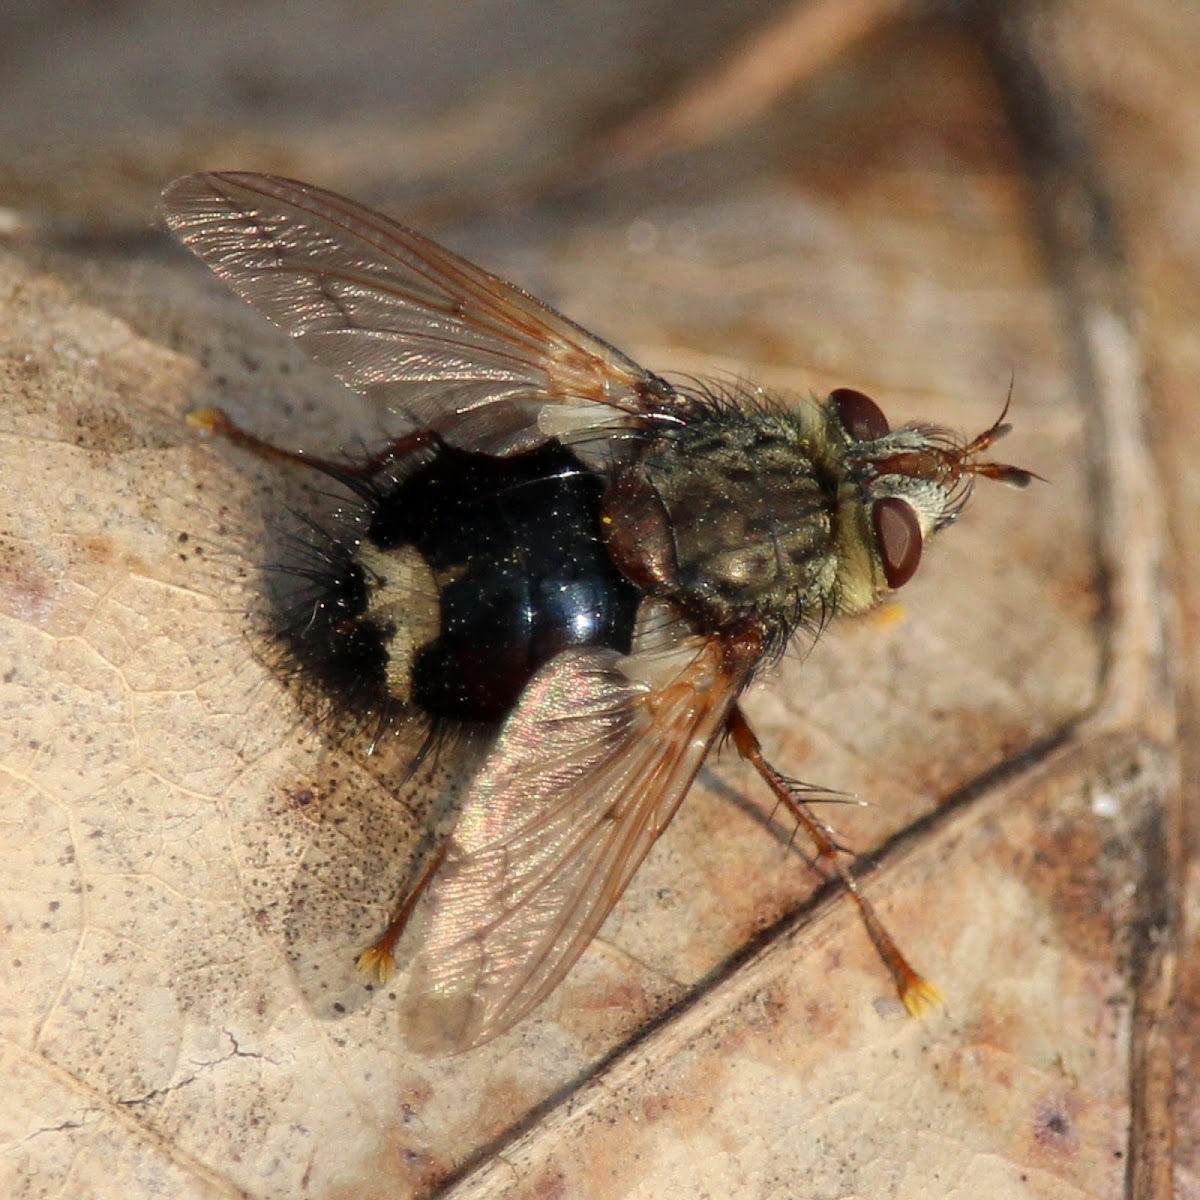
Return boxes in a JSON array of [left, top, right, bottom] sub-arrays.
[[362, 441, 639, 723]]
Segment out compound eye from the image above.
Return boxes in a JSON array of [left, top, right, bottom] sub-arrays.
[[831, 387, 890, 441], [873, 497, 923, 589]]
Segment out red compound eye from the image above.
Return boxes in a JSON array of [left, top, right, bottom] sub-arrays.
[[873, 497, 922, 589], [831, 388, 890, 441]]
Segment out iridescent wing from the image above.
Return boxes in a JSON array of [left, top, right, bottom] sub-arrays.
[[161, 172, 678, 457], [402, 630, 759, 1053]]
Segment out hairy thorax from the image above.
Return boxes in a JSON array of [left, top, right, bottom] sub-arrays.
[[602, 401, 845, 636]]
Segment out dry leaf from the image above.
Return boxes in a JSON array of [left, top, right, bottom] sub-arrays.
[[1, 2, 1189, 1197]]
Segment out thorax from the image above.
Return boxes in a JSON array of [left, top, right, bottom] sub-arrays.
[[601, 403, 845, 634]]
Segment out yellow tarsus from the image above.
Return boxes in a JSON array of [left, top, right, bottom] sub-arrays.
[[356, 946, 396, 984], [901, 975, 944, 1017], [185, 407, 226, 433]]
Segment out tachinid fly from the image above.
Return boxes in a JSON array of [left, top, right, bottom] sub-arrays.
[[162, 172, 1032, 1053]]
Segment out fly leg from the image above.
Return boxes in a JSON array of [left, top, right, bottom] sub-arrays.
[[191, 404, 451, 981], [727, 705, 942, 1015], [357, 839, 452, 983], [187, 406, 439, 486]]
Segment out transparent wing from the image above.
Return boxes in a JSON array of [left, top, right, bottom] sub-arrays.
[[161, 172, 675, 455], [402, 631, 758, 1054]]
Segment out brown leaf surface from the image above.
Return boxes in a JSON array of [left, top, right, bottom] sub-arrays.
[[0, 2, 1186, 1197]]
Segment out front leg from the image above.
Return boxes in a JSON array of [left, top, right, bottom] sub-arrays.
[[726, 705, 941, 1015]]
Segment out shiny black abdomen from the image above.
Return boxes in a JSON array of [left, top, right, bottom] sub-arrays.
[[368, 441, 640, 723]]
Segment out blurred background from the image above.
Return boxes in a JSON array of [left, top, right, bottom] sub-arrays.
[[1, 2, 1195, 1198]]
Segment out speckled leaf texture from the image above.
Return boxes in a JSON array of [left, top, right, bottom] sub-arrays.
[[0, 2, 1191, 1198]]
